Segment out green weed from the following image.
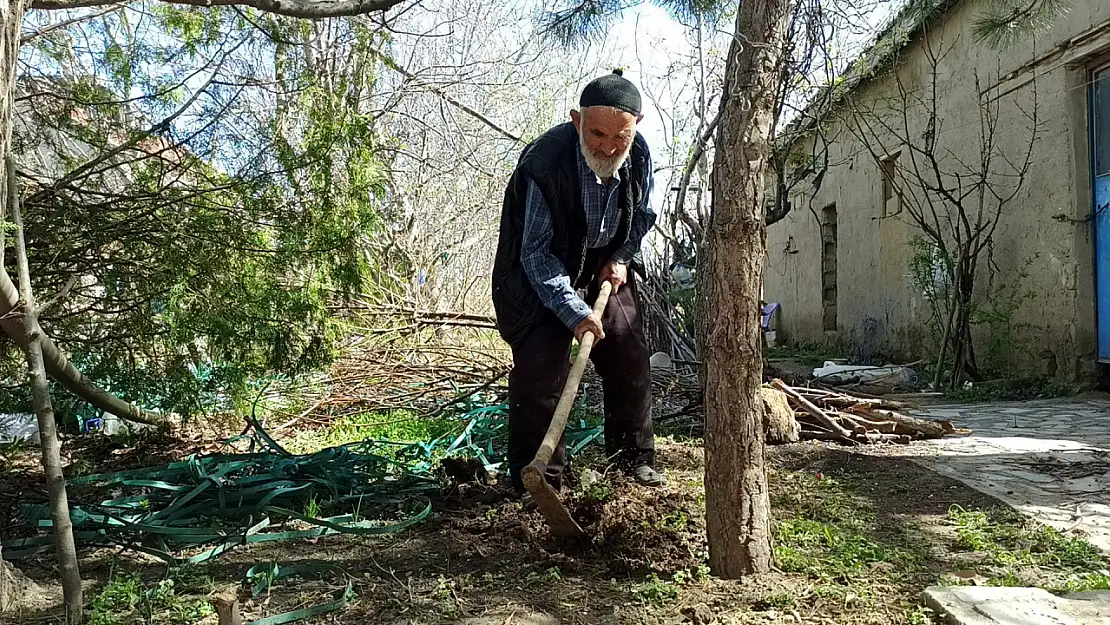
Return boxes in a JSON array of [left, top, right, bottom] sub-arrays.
[[947, 505, 1110, 589], [89, 569, 214, 625], [632, 573, 681, 606]]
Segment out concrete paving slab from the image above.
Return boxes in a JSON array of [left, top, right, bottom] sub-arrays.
[[868, 395, 1110, 552], [924, 586, 1110, 624]]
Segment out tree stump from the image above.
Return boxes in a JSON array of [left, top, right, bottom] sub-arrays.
[[213, 588, 243, 625]]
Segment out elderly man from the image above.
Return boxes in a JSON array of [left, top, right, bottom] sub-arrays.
[[491, 69, 663, 494]]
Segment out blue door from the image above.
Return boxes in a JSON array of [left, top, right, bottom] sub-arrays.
[[1094, 66, 1110, 361]]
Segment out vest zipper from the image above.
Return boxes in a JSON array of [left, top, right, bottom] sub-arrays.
[[572, 238, 587, 286]]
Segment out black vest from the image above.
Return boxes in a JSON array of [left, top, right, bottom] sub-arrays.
[[491, 122, 648, 345]]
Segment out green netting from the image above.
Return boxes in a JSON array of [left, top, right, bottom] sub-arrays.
[[2, 402, 604, 623]]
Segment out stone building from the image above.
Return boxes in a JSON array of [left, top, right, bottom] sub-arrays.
[[765, 0, 1110, 381]]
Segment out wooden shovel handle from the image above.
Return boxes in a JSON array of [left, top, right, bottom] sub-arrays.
[[533, 280, 613, 466]]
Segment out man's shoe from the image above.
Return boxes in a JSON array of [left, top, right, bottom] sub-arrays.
[[631, 465, 666, 487]]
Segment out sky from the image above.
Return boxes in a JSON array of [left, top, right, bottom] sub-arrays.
[[556, 1, 905, 153], [538, 0, 906, 263]]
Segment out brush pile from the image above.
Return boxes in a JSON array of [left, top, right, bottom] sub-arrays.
[[768, 379, 969, 445]]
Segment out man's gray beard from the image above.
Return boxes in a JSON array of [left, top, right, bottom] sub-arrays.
[[579, 132, 631, 179]]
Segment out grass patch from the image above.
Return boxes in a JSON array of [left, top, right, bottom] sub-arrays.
[[285, 409, 452, 454], [775, 516, 916, 579], [766, 452, 1110, 621], [765, 340, 846, 367], [772, 470, 923, 584], [88, 567, 215, 625], [947, 505, 1110, 590], [943, 377, 1084, 403]]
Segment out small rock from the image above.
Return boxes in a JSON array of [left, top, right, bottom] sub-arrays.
[[681, 604, 715, 625], [580, 469, 603, 489]]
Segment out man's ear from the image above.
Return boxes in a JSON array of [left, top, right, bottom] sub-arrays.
[[636, 113, 644, 124], [570, 108, 582, 130]]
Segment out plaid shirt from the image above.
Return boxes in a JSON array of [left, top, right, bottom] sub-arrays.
[[520, 144, 655, 330]]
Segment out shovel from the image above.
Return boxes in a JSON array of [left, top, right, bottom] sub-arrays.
[[521, 280, 613, 538]]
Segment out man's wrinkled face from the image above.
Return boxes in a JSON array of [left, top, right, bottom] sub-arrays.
[[570, 106, 641, 179]]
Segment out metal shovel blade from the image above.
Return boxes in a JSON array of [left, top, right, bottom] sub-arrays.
[[522, 462, 584, 538]]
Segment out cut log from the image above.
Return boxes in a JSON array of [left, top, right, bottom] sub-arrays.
[[791, 387, 912, 411], [839, 414, 899, 434], [853, 408, 965, 439], [771, 379, 854, 441], [762, 386, 799, 444], [801, 431, 911, 445]]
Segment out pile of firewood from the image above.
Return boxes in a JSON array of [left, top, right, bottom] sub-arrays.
[[765, 379, 970, 445]]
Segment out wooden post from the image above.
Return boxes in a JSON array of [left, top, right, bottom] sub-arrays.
[[213, 589, 243, 625]]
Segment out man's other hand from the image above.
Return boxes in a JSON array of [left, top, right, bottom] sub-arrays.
[[574, 313, 605, 344], [598, 260, 628, 293]]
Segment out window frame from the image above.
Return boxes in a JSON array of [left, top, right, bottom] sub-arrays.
[[1092, 62, 1110, 178]]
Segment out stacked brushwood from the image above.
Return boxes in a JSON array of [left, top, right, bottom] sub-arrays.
[[766, 379, 969, 445]]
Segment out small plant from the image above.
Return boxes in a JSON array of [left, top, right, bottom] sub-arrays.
[[582, 478, 613, 502], [656, 510, 689, 532], [89, 568, 215, 625], [304, 493, 320, 518], [947, 505, 1110, 589], [89, 573, 142, 625], [632, 573, 680, 605]]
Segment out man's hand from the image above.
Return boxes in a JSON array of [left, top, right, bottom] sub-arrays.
[[598, 260, 628, 294], [574, 313, 605, 344]]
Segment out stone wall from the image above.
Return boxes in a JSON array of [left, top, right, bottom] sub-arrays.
[[765, 0, 1110, 380]]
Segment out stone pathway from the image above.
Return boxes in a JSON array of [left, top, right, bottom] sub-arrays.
[[924, 586, 1110, 624], [893, 394, 1110, 551]]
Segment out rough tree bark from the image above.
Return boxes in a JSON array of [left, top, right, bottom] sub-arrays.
[[7, 157, 83, 621], [700, 0, 794, 578]]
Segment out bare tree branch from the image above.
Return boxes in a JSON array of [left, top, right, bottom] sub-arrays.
[[21, 5, 123, 45], [31, 0, 407, 19]]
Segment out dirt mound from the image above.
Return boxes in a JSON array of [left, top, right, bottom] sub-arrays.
[[568, 476, 705, 577], [431, 461, 706, 580], [0, 558, 58, 614]]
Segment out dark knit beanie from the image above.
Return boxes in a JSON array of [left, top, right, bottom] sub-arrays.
[[579, 69, 642, 116]]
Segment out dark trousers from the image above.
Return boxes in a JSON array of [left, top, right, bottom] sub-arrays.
[[506, 272, 655, 490]]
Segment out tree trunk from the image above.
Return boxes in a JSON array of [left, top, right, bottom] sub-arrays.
[[0, 10, 17, 608], [0, 545, 8, 612], [700, 0, 793, 579], [8, 157, 83, 623]]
